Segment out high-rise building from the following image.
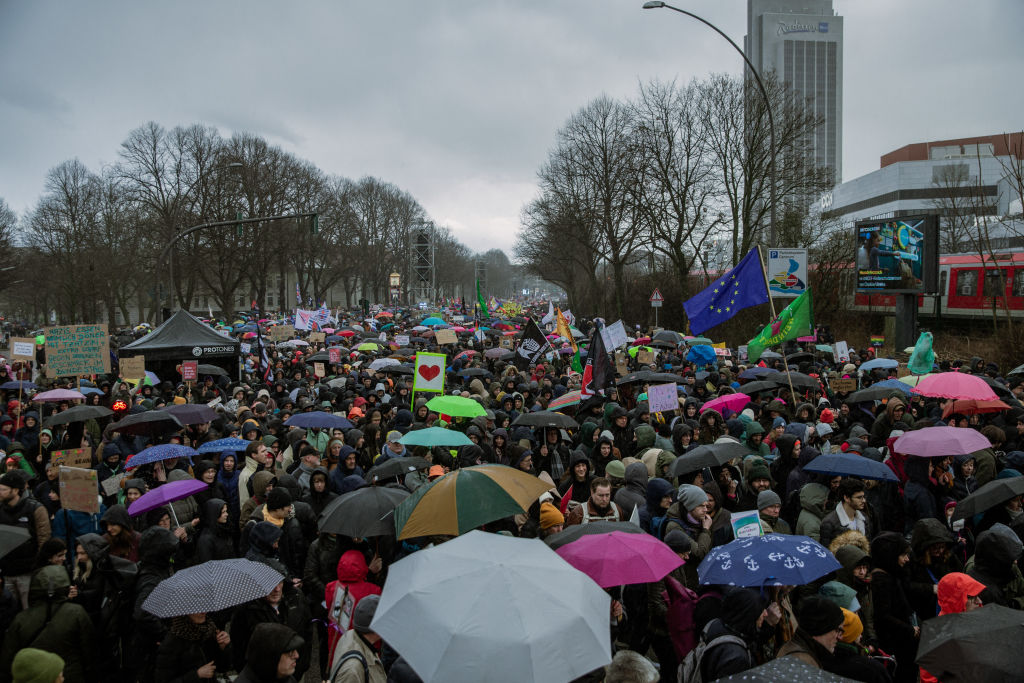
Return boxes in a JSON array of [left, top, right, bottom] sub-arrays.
[[746, 0, 844, 183]]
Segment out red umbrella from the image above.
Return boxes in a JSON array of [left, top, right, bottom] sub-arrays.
[[942, 399, 1011, 418], [337, 330, 356, 338], [911, 372, 998, 401]]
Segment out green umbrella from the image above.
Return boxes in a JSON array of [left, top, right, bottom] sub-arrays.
[[627, 345, 654, 358], [399, 427, 473, 448], [357, 341, 383, 352], [815, 344, 835, 354], [688, 337, 714, 345], [425, 395, 486, 418]]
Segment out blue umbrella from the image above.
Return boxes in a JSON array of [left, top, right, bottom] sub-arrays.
[[421, 317, 446, 326], [326, 335, 342, 342], [686, 345, 717, 365], [285, 412, 354, 430], [872, 378, 912, 396], [78, 387, 104, 396], [859, 358, 898, 372], [803, 453, 899, 482], [0, 381, 35, 391], [128, 443, 198, 468], [197, 437, 252, 455], [697, 534, 840, 587]]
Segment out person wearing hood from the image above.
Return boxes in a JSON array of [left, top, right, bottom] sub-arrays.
[[795, 482, 829, 542], [328, 446, 364, 495], [919, 572, 987, 683], [101, 504, 140, 562], [820, 478, 876, 548], [907, 518, 963, 621], [0, 565, 95, 683], [614, 462, 649, 517], [777, 595, 844, 670], [324, 550, 383, 671], [231, 577, 312, 680], [743, 421, 770, 458], [234, 623, 305, 683], [735, 461, 773, 513], [557, 451, 593, 512], [869, 532, 919, 683], [950, 452, 977, 501], [869, 397, 914, 447], [490, 427, 510, 465], [196, 497, 235, 563], [644, 529, 692, 683], [302, 467, 338, 518], [697, 587, 773, 680], [638, 477, 674, 535], [831, 534, 877, 646], [329, 594, 386, 683], [240, 470, 277, 531], [153, 611, 232, 683], [70, 533, 136, 657], [770, 428, 804, 495], [591, 432, 619, 477], [536, 426, 571, 480], [244, 488, 307, 579], [216, 451, 242, 525], [192, 459, 227, 509], [903, 455, 939, 532], [14, 410, 40, 460], [966, 523, 1024, 609], [131, 527, 179, 683]]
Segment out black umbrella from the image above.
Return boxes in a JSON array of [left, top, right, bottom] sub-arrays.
[[365, 456, 431, 484], [0, 526, 31, 560], [759, 350, 783, 359], [142, 558, 284, 618], [109, 410, 183, 436], [544, 520, 645, 549], [512, 411, 579, 430], [652, 330, 682, 344], [712, 657, 856, 682], [318, 485, 410, 537], [648, 340, 676, 350], [158, 403, 219, 425], [305, 352, 331, 362], [42, 404, 114, 428], [644, 372, 685, 384], [846, 386, 903, 403], [379, 365, 414, 376], [197, 364, 228, 377], [773, 372, 820, 390], [916, 604, 1024, 683], [457, 368, 493, 378], [669, 441, 752, 478], [737, 380, 779, 395], [951, 477, 1024, 521], [784, 352, 814, 363], [616, 371, 652, 386]]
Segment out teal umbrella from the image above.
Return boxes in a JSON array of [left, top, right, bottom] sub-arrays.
[[422, 317, 446, 326], [399, 427, 473, 448]]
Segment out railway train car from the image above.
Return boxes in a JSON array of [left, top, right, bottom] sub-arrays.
[[850, 250, 1024, 320]]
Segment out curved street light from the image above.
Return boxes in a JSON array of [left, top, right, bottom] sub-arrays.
[[642, 1, 778, 247]]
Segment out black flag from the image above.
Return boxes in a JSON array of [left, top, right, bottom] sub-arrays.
[[580, 325, 615, 400], [513, 317, 552, 369]]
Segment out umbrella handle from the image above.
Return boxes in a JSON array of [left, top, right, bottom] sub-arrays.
[[168, 504, 181, 529]]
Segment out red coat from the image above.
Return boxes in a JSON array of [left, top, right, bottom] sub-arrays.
[[324, 550, 382, 668]]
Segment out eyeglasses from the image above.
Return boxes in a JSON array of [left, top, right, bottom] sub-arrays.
[[967, 595, 983, 606]]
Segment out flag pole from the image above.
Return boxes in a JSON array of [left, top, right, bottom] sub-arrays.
[[755, 245, 797, 401]]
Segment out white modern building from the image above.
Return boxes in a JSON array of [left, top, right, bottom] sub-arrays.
[[746, 0, 844, 183]]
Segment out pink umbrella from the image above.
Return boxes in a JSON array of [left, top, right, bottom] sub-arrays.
[[892, 426, 992, 458], [322, 327, 335, 334], [555, 530, 683, 588], [700, 393, 752, 414], [33, 389, 85, 403], [911, 372, 998, 401], [242, 332, 257, 339]]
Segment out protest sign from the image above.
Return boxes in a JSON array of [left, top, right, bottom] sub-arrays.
[[51, 448, 92, 469], [831, 378, 857, 393], [499, 337, 514, 349], [412, 352, 446, 394], [309, 332, 325, 343], [328, 348, 342, 364], [395, 334, 410, 347], [637, 350, 655, 366], [181, 361, 198, 382], [314, 362, 325, 378], [100, 472, 126, 498], [435, 329, 458, 345], [9, 337, 35, 360], [119, 355, 145, 380], [239, 343, 251, 354], [45, 324, 110, 377], [270, 325, 294, 341], [600, 320, 628, 351], [834, 341, 850, 362], [60, 467, 99, 514], [614, 351, 629, 377], [646, 383, 679, 414], [731, 510, 764, 538]]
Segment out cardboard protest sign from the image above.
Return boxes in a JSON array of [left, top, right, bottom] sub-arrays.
[[9, 337, 35, 360], [119, 355, 145, 380], [100, 472, 126, 498], [45, 324, 110, 377], [309, 332, 325, 343], [314, 362, 325, 378], [60, 466, 99, 514], [328, 348, 342, 364], [831, 378, 857, 393], [181, 360, 198, 382], [413, 352, 446, 393], [499, 337, 514, 350], [637, 350, 655, 366], [646, 383, 679, 414], [434, 329, 458, 345], [615, 351, 629, 377], [270, 325, 294, 341], [51, 448, 92, 469]]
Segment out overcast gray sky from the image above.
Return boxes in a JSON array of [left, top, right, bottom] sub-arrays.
[[2, 0, 1021, 255]]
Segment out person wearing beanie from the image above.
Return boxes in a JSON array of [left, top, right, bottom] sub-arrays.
[[538, 502, 565, 537], [736, 462, 772, 513], [663, 484, 712, 587], [756, 489, 790, 534], [829, 608, 891, 683], [11, 648, 63, 683], [244, 487, 306, 579], [777, 595, 844, 669], [330, 594, 386, 683], [0, 468, 51, 610]]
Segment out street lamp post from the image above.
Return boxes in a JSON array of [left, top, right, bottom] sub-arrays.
[[642, 1, 778, 248]]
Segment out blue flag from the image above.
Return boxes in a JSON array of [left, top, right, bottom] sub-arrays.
[[683, 248, 769, 335]]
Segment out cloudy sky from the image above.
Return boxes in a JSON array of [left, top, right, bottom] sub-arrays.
[[2, 0, 1021, 255]]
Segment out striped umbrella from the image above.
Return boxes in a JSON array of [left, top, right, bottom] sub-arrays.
[[142, 558, 284, 617], [393, 464, 553, 540], [548, 390, 582, 412]]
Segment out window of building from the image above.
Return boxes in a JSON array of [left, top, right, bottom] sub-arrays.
[[955, 269, 978, 296], [939, 270, 947, 296], [1013, 269, 1024, 297], [983, 268, 1008, 298]]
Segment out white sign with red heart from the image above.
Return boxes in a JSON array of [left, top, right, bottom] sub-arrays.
[[413, 351, 446, 393]]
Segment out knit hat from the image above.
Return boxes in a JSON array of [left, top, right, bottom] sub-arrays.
[[266, 487, 291, 512], [747, 464, 771, 484], [663, 529, 693, 554], [795, 595, 845, 636], [839, 608, 863, 644], [757, 490, 782, 511], [0, 471, 23, 490], [353, 594, 380, 633], [772, 416, 787, 429], [539, 502, 565, 530], [11, 648, 64, 683], [605, 459, 626, 480], [819, 408, 835, 424], [843, 363, 856, 374], [386, 430, 403, 443], [676, 484, 708, 513]]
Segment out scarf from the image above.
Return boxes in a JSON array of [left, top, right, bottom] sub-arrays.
[[169, 615, 218, 642]]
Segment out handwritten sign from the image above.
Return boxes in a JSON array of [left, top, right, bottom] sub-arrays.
[[270, 325, 294, 341], [119, 355, 145, 380], [328, 348, 341, 364], [181, 360, 198, 382], [239, 342, 251, 354], [831, 378, 857, 393], [395, 335, 410, 347], [45, 324, 110, 377], [60, 466, 99, 514], [9, 337, 35, 360], [646, 383, 679, 414], [314, 362, 325, 378], [309, 332, 325, 343], [637, 350, 655, 366], [615, 351, 629, 377], [435, 329, 458, 345], [51, 447, 92, 469], [100, 472, 126, 498]]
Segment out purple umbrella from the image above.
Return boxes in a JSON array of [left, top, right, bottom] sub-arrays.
[[892, 426, 992, 458], [128, 479, 208, 526], [555, 530, 683, 588], [32, 389, 85, 403]]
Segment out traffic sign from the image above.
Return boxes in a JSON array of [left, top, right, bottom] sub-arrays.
[[649, 289, 664, 308]]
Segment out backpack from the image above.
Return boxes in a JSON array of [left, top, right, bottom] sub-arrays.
[[329, 648, 368, 683], [662, 576, 700, 659], [679, 623, 748, 683]]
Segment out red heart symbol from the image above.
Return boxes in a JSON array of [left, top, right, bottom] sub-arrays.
[[418, 364, 440, 381]]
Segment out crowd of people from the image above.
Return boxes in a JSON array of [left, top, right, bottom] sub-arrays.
[[0, 304, 1021, 683]]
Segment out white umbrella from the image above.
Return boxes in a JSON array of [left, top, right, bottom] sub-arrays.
[[287, 339, 309, 346], [369, 358, 400, 371], [412, 325, 428, 332], [371, 530, 611, 683]]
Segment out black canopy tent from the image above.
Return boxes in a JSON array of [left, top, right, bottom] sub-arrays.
[[118, 310, 240, 381]]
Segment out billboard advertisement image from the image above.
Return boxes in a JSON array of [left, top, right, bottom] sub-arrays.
[[855, 216, 938, 293]]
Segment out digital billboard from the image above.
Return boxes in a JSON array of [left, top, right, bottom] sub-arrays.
[[855, 216, 938, 293]]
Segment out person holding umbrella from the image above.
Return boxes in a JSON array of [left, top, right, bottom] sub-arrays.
[[231, 579, 312, 680], [153, 611, 232, 683]]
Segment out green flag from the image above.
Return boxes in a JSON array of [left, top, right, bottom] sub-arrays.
[[747, 289, 814, 363], [476, 279, 487, 317]]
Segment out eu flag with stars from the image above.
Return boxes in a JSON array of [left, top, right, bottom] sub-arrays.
[[683, 248, 769, 335]]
